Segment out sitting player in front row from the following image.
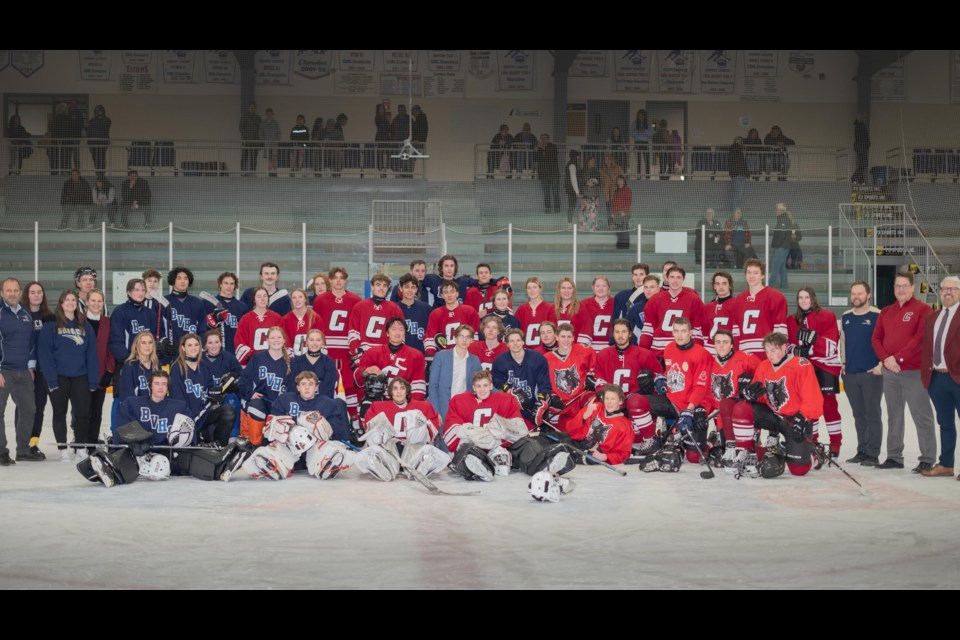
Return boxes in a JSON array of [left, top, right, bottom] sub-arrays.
[[565, 384, 634, 465], [240, 371, 351, 481], [354, 377, 448, 481], [732, 332, 824, 478], [707, 329, 759, 470]]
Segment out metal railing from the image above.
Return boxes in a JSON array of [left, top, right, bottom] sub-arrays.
[[885, 147, 960, 183]]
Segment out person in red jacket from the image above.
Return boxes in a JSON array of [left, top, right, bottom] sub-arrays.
[[870, 271, 936, 471], [734, 258, 788, 360], [544, 323, 597, 433], [347, 273, 404, 363], [609, 175, 632, 249], [708, 329, 759, 468], [733, 332, 824, 478], [464, 263, 512, 316], [787, 287, 844, 457], [640, 266, 704, 357], [567, 384, 634, 465]]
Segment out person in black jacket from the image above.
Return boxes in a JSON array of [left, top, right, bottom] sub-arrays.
[[290, 114, 309, 175], [728, 136, 749, 211], [86, 105, 111, 177], [239, 102, 262, 176], [564, 149, 581, 222], [535, 133, 561, 214], [7, 114, 31, 176], [763, 125, 795, 181], [769, 203, 801, 289], [59, 169, 93, 229], [117, 170, 152, 228]]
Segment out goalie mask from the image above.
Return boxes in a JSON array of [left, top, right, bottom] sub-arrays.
[[528, 471, 575, 503], [287, 425, 318, 453]]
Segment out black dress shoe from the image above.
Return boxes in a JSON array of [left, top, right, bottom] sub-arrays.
[[846, 452, 867, 464], [912, 462, 934, 474], [0, 452, 15, 466], [860, 456, 880, 466], [877, 458, 904, 469], [15, 450, 45, 462]]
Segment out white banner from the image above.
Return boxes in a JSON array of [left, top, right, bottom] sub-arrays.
[[613, 50, 651, 92], [468, 50, 494, 79], [204, 50, 237, 83], [255, 50, 291, 85], [699, 49, 736, 94], [339, 50, 375, 72], [657, 49, 695, 93], [423, 72, 465, 97], [119, 50, 155, 93], [570, 50, 607, 77], [380, 72, 422, 96], [872, 59, 905, 102], [787, 50, 815, 79], [741, 50, 780, 101], [497, 50, 535, 90], [79, 50, 111, 81], [335, 72, 377, 96], [382, 50, 418, 72], [294, 50, 334, 79], [428, 50, 461, 72], [11, 50, 44, 78], [161, 50, 196, 83]]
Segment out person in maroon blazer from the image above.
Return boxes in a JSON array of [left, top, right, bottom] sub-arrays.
[[85, 289, 116, 442], [920, 276, 960, 478]]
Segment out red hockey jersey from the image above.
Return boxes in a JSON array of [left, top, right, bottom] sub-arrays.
[[354, 343, 427, 400], [734, 287, 787, 359], [443, 390, 521, 451], [280, 310, 325, 357], [594, 344, 662, 395], [516, 301, 558, 347], [567, 404, 634, 465], [751, 354, 824, 421], [787, 309, 841, 376], [709, 350, 760, 405], [640, 289, 705, 355], [576, 297, 616, 352], [363, 399, 439, 443], [662, 341, 713, 410], [424, 304, 480, 358], [235, 309, 283, 365], [348, 298, 405, 356], [312, 291, 362, 358], [703, 296, 741, 355], [464, 284, 512, 316], [544, 344, 597, 403], [469, 340, 509, 371]]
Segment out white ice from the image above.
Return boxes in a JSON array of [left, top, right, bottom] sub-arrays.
[[1, 393, 959, 589]]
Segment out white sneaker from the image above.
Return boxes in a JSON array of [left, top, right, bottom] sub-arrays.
[[75, 448, 89, 462], [60, 449, 73, 463]]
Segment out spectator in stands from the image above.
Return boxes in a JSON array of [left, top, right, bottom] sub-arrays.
[[743, 128, 763, 179], [728, 136, 749, 211], [87, 105, 111, 178], [90, 176, 116, 227], [632, 109, 653, 180], [329, 113, 348, 177], [117, 170, 152, 229], [609, 175, 632, 249], [653, 119, 672, 180], [391, 104, 411, 176], [564, 149, 581, 222], [535, 133, 561, 214], [374, 103, 392, 177], [600, 153, 624, 208], [578, 177, 601, 232], [488, 124, 514, 177], [290, 114, 309, 176], [853, 112, 870, 185], [260, 108, 281, 177], [724, 208, 753, 269], [769, 203, 800, 289], [513, 122, 536, 173], [59, 169, 93, 229], [694, 208, 724, 268], [607, 126, 629, 173], [763, 125, 795, 181], [66, 100, 84, 171], [310, 116, 324, 177], [787, 209, 804, 269], [50, 102, 72, 176], [239, 102, 262, 176], [411, 105, 428, 175], [583, 155, 601, 188], [7, 114, 31, 176]]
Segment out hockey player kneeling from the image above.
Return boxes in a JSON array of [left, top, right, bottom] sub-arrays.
[[566, 385, 633, 465], [241, 371, 351, 480], [79, 370, 252, 486], [355, 377, 447, 481], [732, 332, 824, 478], [445, 371, 574, 481]]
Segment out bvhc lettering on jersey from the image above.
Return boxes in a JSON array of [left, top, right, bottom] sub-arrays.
[[140, 407, 169, 433], [406, 319, 424, 340], [288, 402, 301, 417], [185, 380, 205, 400], [170, 308, 198, 333], [258, 367, 287, 393]]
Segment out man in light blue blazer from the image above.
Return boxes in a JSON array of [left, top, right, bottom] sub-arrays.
[[429, 324, 482, 420]]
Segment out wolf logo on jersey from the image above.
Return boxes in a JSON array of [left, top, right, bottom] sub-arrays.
[[588, 417, 612, 445], [711, 372, 735, 400], [765, 377, 790, 412], [553, 365, 580, 395]]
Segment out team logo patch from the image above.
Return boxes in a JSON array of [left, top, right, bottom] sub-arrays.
[[903, 312, 913, 322], [588, 417, 612, 445], [712, 372, 735, 400], [682, 362, 689, 372], [553, 365, 581, 395], [765, 377, 790, 412]]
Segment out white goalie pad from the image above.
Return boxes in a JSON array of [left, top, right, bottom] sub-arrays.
[[486, 445, 512, 476], [137, 453, 171, 480], [168, 414, 195, 448], [263, 415, 296, 443], [485, 415, 530, 443], [400, 409, 434, 445], [305, 441, 351, 480], [242, 443, 296, 480], [354, 444, 400, 481], [359, 413, 396, 447], [400, 443, 452, 478], [286, 425, 318, 454], [297, 411, 333, 441], [460, 424, 499, 450]]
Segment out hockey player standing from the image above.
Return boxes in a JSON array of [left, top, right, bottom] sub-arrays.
[[240, 262, 291, 316], [515, 277, 557, 348], [735, 258, 788, 359], [640, 266, 705, 357]]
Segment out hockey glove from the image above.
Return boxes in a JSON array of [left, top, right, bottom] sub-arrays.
[[206, 308, 229, 329], [206, 387, 223, 405], [157, 337, 179, 360], [510, 385, 532, 406], [787, 413, 810, 443], [693, 406, 710, 432], [796, 328, 817, 346], [795, 344, 812, 358], [433, 333, 448, 350], [636, 369, 656, 395], [584, 373, 597, 392], [350, 348, 364, 370], [654, 374, 668, 396], [736, 373, 754, 396], [496, 277, 513, 295], [740, 381, 766, 402], [674, 410, 695, 434]]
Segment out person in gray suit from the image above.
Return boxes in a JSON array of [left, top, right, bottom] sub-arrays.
[[428, 324, 482, 421]]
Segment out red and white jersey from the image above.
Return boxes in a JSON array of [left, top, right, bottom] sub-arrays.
[[348, 298, 404, 356], [469, 340, 508, 371], [313, 291, 362, 358], [280, 310, 324, 357], [576, 297, 616, 352], [424, 304, 480, 357], [235, 310, 283, 365], [363, 399, 439, 443], [709, 350, 760, 406], [516, 301, 558, 347], [567, 405, 634, 465], [557, 304, 581, 337], [354, 343, 427, 400], [544, 344, 597, 403], [703, 296, 741, 355], [662, 341, 713, 410], [532, 341, 559, 356], [752, 354, 824, 421], [640, 288, 705, 355], [787, 309, 841, 376], [443, 390, 521, 451], [464, 284, 511, 316], [595, 344, 662, 395], [735, 287, 787, 359]]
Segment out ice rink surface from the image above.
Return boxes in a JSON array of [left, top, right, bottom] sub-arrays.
[[2, 393, 959, 590]]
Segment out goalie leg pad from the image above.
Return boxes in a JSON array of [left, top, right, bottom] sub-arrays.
[[137, 453, 171, 480], [218, 440, 254, 482], [176, 449, 226, 481], [508, 435, 565, 475], [460, 424, 499, 450], [201, 404, 236, 446], [306, 440, 352, 479], [451, 444, 495, 482], [354, 444, 400, 481], [400, 443, 452, 478], [242, 444, 296, 480]]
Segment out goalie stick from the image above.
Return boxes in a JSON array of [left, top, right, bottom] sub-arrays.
[[811, 442, 868, 496]]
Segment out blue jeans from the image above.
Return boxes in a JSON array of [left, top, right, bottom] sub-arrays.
[[770, 247, 790, 289], [730, 176, 745, 211], [929, 371, 960, 468]]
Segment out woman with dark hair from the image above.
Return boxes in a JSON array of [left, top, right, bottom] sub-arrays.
[[743, 128, 763, 179], [169, 333, 236, 445], [310, 116, 325, 177], [632, 109, 652, 179], [7, 114, 31, 176], [87, 105, 112, 177], [788, 287, 843, 458], [90, 176, 116, 227], [19, 282, 54, 458], [38, 291, 98, 461], [375, 103, 392, 177], [84, 289, 115, 444]]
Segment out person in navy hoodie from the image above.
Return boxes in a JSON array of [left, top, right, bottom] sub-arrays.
[[0, 278, 39, 465], [38, 290, 98, 461]]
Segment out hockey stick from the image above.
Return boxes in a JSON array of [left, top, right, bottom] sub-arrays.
[[541, 427, 628, 476], [811, 442, 868, 496], [197, 291, 221, 308], [59, 442, 222, 452], [342, 441, 480, 496]]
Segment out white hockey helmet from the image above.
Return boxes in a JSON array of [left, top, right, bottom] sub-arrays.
[[529, 471, 563, 503]]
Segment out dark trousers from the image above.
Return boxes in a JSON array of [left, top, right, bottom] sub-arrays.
[[50, 375, 92, 450], [843, 371, 884, 458], [929, 371, 960, 468], [241, 145, 259, 173], [89, 144, 108, 176], [541, 177, 561, 213], [89, 387, 107, 442], [0, 369, 35, 456], [16, 369, 48, 439]]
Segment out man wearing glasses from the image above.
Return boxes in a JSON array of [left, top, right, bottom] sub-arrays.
[[870, 272, 936, 472], [428, 325, 482, 420], [919, 277, 960, 478]]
